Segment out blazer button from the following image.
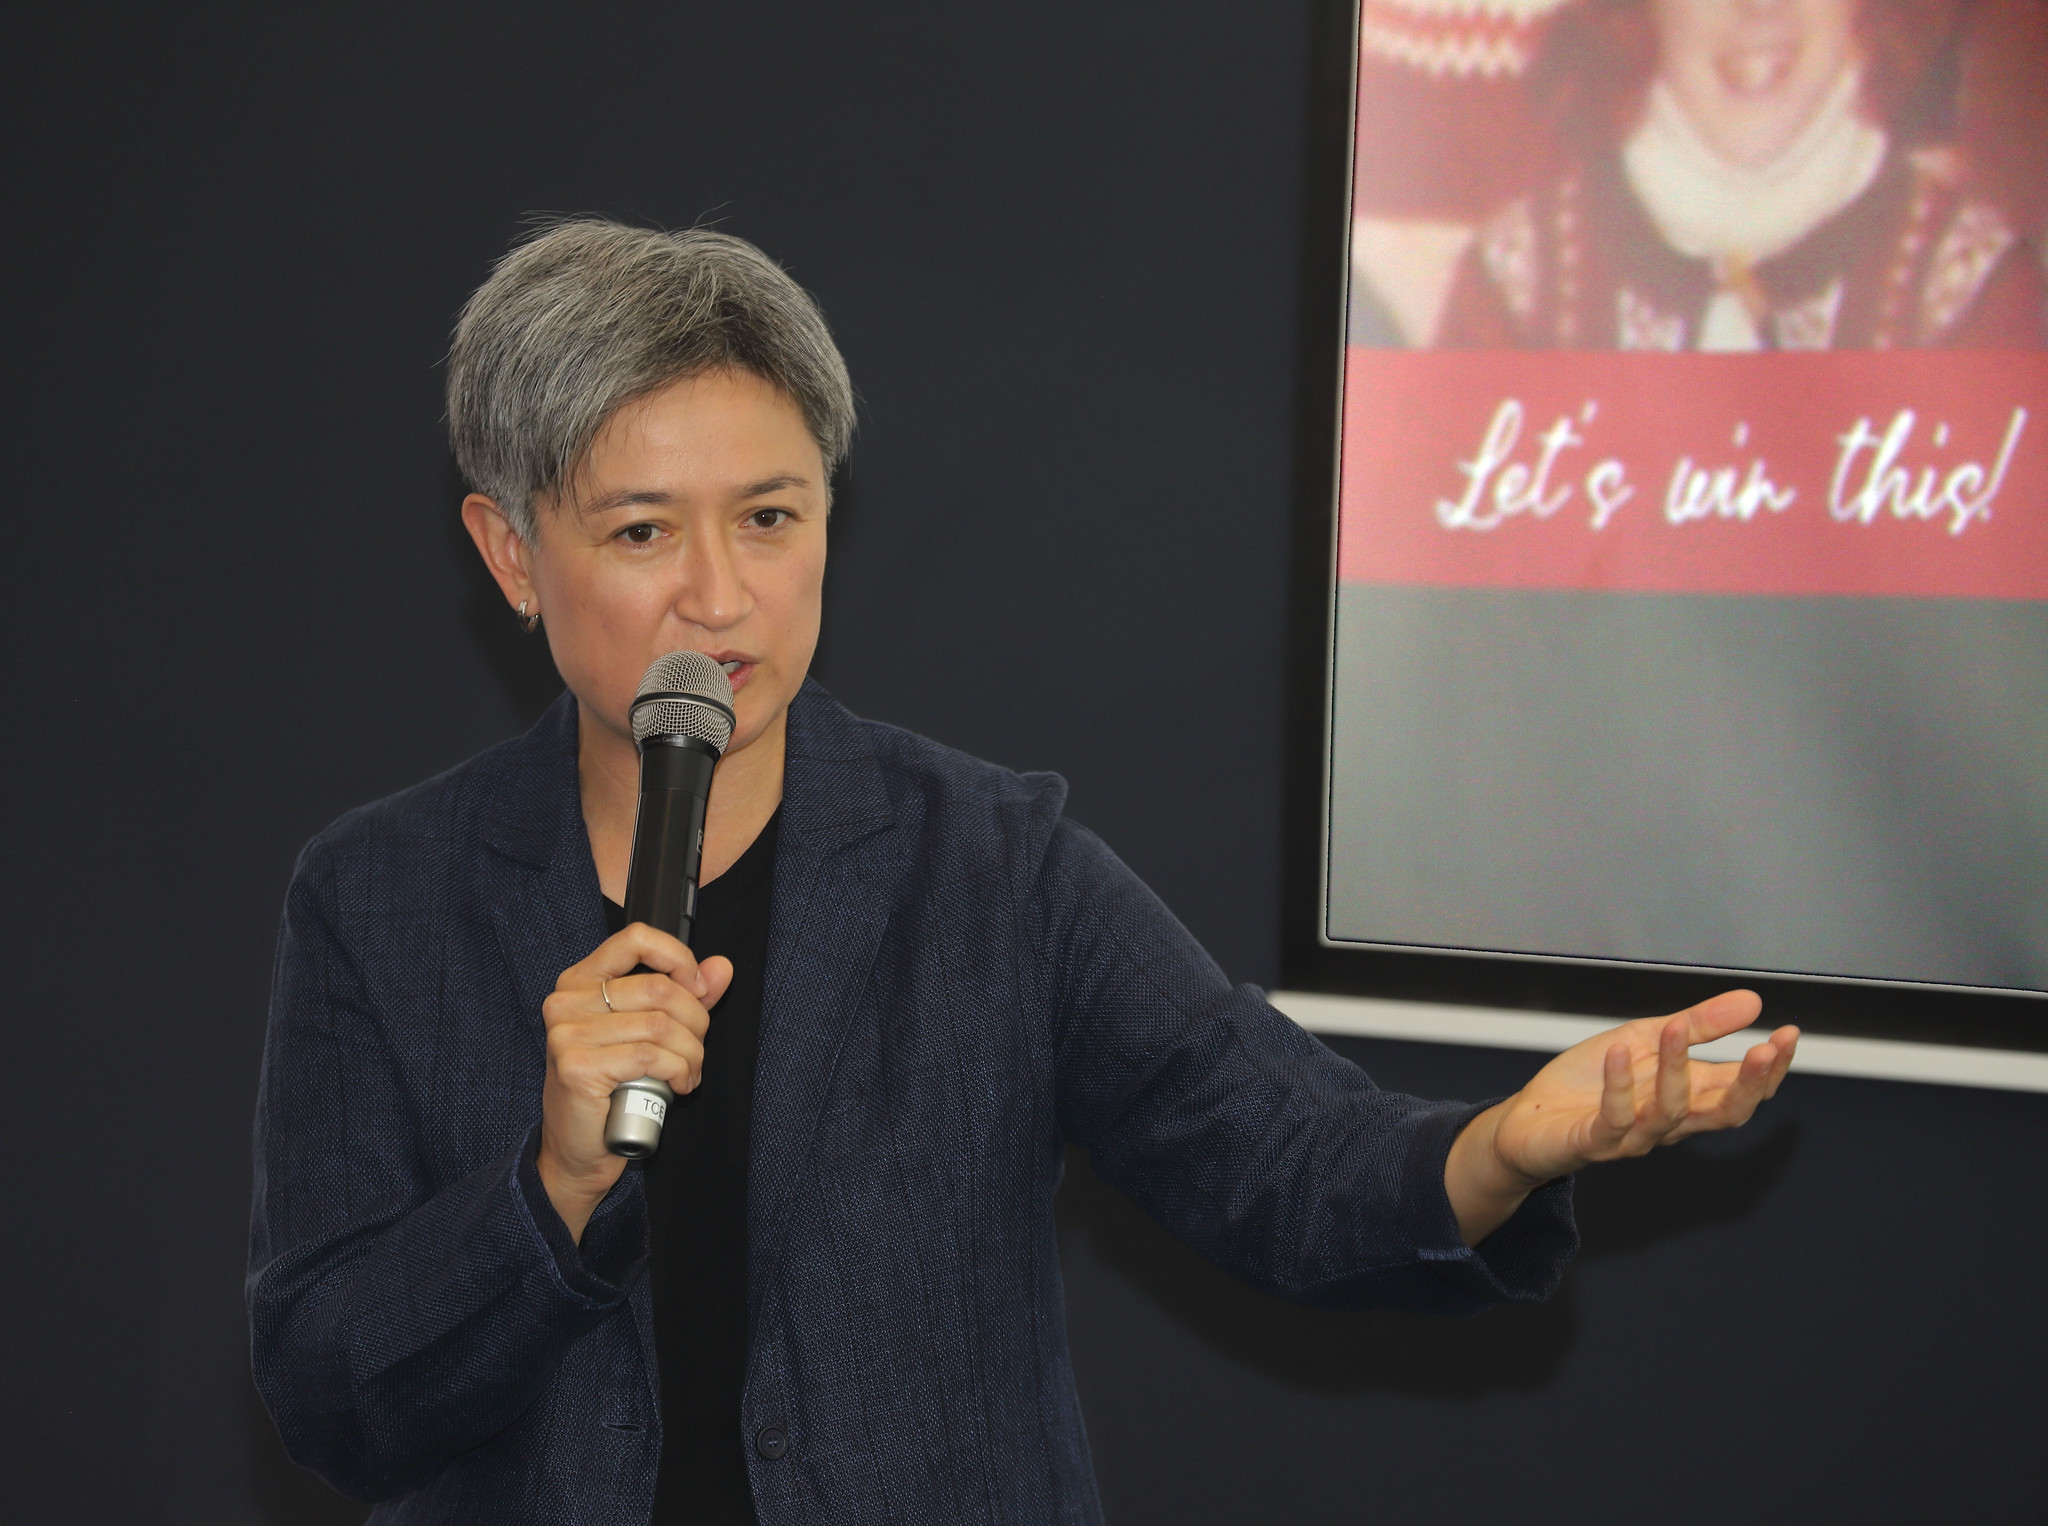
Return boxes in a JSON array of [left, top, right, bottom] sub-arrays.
[[754, 1425, 789, 1460]]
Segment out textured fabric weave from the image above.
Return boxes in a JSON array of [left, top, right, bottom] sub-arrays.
[[249, 681, 1577, 1523]]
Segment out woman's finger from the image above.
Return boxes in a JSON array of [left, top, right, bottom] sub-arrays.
[[698, 956, 735, 1009], [1737, 1040, 1788, 1121], [1651, 1016, 1690, 1135], [558, 1007, 706, 1062], [1692, 1039, 1779, 1131], [1724, 1044, 1773, 1123], [586, 961, 733, 1036], [589, 970, 683, 1013], [1678, 988, 1764, 1046], [1597, 1041, 1636, 1142], [578, 922, 706, 992], [545, 969, 709, 1041], [589, 969, 714, 1029], [1762, 1026, 1800, 1098], [549, 1021, 704, 1094]]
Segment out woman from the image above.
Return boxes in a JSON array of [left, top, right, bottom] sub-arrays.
[[248, 220, 1798, 1522], [1437, 0, 2046, 348]]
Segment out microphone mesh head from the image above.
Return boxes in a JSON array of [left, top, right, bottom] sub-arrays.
[[630, 650, 737, 753]]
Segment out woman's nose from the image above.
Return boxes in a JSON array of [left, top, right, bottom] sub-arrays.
[[674, 531, 750, 629]]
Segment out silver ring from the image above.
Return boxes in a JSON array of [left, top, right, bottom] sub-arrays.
[[600, 978, 615, 1013]]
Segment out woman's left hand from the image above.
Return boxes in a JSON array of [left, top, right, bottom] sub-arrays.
[[1445, 990, 1798, 1245]]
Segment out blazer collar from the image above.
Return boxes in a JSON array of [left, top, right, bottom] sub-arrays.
[[779, 676, 896, 853], [749, 679, 908, 1321], [477, 689, 585, 871], [473, 690, 605, 1043]]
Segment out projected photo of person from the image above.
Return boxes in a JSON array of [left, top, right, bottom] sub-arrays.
[[1330, 0, 2048, 995], [1352, 0, 2048, 350]]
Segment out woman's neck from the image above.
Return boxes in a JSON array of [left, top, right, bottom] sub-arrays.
[[1622, 66, 1885, 265], [578, 701, 787, 905]]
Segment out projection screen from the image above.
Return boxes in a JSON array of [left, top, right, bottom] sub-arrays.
[[1324, 0, 2048, 1001]]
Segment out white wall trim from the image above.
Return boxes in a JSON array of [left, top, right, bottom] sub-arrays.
[[1270, 990, 2048, 1095]]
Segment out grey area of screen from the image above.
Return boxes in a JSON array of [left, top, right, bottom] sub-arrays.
[[1324, 584, 2048, 993]]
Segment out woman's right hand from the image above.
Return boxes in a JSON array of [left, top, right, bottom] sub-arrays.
[[536, 923, 733, 1242]]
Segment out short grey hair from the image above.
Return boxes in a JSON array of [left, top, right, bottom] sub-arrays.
[[447, 219, 855, 541]]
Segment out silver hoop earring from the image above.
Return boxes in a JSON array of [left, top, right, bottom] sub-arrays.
[[517, 599, 541, 634]]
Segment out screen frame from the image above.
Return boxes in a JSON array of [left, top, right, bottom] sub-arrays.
[[1277, 0, 2048, 1053]]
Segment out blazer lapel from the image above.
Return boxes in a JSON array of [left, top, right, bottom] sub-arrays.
[[477, 694, 606, 1044], [747, 680, 905, 1320], [472, 696, 662, 1405]]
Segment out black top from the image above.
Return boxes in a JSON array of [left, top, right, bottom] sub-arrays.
[[603, 809, 778, 1526]]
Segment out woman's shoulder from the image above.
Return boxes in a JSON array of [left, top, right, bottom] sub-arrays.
[[295, 693, 578, 883], [787, 681, 1073, 881], [868, 718, 1065, 814]]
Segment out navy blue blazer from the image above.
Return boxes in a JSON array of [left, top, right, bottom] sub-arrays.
[[249, 682, 1575, 1523]]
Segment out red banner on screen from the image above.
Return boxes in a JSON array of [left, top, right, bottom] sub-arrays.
[[1338, 350, 2048, 599]]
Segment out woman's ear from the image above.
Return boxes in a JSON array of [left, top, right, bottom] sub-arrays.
[[460, 494, 537, 613]]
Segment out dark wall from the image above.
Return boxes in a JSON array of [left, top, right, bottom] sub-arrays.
[[4, 5, 2040, 1522]]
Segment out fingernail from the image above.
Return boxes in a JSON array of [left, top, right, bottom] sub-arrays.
[[694, 974, 708, 996]]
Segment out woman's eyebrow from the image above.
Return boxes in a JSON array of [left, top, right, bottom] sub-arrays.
[[578, 475, 809, 516], [578, 487, 673, 517], [739, 473, 809, 497]]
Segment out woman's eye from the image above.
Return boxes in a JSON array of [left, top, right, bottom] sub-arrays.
[[749, 508, 790, 529], [620, 523, 658, 544]]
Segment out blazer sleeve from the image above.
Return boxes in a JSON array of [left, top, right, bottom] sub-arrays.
[[1036, 818, 1576, 1314], [246, 837, 647, 1501]]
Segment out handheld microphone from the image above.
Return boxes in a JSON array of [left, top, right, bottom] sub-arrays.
[[603, 650, 737, 1158]]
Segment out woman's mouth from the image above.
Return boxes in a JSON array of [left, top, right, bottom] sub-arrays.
[[718, 658, 754, 693], [1715, 41, 1796, 97]]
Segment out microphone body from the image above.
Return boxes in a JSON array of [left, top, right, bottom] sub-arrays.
[[603, 652, 736, 1158], [622, 738, 717, 945]]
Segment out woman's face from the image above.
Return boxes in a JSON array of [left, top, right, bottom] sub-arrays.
[[1651, 0, 1864, 168], [483, 368, 829, 763]]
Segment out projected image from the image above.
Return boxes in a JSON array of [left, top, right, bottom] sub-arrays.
[[1327, 0, 2048, 993], [1350, 0, 2047, 352]]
